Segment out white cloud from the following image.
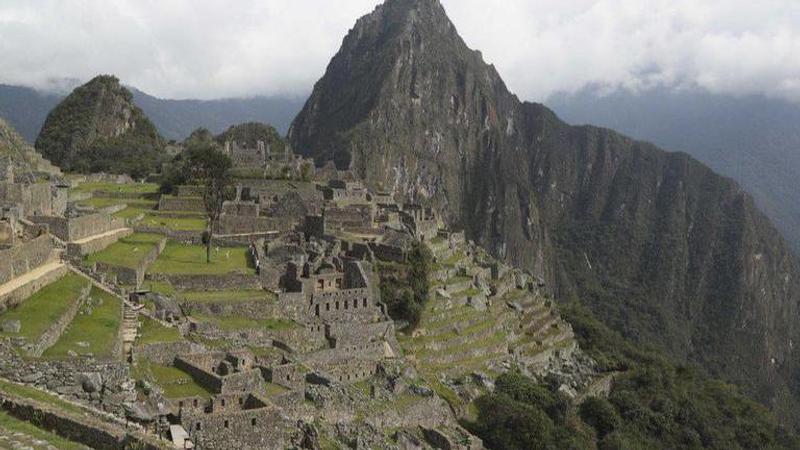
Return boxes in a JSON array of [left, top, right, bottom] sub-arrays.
[[0, 0, 798, 102]]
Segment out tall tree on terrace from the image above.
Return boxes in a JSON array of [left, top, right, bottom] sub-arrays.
[[185, 142, 233, 263]]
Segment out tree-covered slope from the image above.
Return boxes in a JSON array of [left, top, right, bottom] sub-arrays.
[[34, 75, 164, 177], [289, 0, 800, 427], [216, 121, 288, 151]]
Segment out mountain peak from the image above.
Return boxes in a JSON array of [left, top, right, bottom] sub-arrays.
[[35, 74, 163, 177], [290, 0, 800, 428]]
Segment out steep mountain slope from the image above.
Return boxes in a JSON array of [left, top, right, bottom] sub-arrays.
[[548, 87, 800, 255], [35, 75, 164, 177], [0, 118, 61, 178], [289, 0, 800, 426]]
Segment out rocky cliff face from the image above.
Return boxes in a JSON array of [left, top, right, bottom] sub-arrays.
[[290, 0, 800, 425], [35, 75, 163, 177], [0, 117, 62, 178]]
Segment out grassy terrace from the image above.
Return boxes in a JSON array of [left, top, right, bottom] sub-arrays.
[[85, 233, 163, 268], [70, 182, 160, 195], [0, 379, 85, 416], [42, 288, 122, 359], [0, 274, 87, 341], [149, 243, 253, 275], [133, 360, 211, 399], [137, 213, 207, 231], [137, 317, 182, 346], [192, 314, 297, 332], [179, 289, 275, 304], [0, 410, 88, 450]]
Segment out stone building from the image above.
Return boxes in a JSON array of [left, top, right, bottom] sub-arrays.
[[400, 204, 439, 242]]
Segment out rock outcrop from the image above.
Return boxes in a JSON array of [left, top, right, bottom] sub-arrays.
[[35, 75, 163, 177], [0, 118, 62, 178], [289, 0, 800, 426]]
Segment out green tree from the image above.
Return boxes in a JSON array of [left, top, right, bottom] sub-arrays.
[[184, 143, 233, 263]]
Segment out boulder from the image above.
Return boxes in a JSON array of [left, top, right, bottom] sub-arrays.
[[1, 320, 20, 334]]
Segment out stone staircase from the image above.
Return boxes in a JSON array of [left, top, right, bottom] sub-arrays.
[[121, 304, 139, 362]]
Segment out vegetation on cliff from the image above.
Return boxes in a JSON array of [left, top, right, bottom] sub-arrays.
[[378, 242, 432, 328], [34, 75, 164, 177], [216, 121, 288, 152], [467, 303, 799, 449]]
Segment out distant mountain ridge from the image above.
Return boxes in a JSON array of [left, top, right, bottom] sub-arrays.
[[0, 84, 305, 144], [547, 87, 800, 255], [290, 0, 800, 427]]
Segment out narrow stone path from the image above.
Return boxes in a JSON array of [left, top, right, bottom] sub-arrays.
[[121, 304, 138, 361]]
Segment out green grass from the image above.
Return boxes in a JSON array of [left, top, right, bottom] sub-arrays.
[[140, 280, 176, 297], [0, 274, 88, 340], [0, 379, 85, 416], [193, 314, 297, 332], [179, 289, 275, 304], [78, 197, 157, 210], [137, 316, 182, 345], [133, 360, 212, 399], [85, 233, 163, 268], [0, 410, 88, 449], [138, 213, 207, 231], [264, 382, 289, 397], [42, 288, 122, 359], [149, 243, 253, 275], [70, 182, 159, 195]]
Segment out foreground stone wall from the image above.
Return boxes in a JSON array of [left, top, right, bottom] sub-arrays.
[[30, 213, 124, 242], [0, 344, 132, 416], [0, 392, 165, 450]]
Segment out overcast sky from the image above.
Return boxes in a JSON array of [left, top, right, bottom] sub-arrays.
[[1, 0, 799, 102]]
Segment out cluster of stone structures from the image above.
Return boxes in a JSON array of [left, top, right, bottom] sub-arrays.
[[222, 139, 312, 180], [0, 151, 596, 449]]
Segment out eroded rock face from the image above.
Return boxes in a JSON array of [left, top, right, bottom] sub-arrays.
[[290, 0, 800, 425]]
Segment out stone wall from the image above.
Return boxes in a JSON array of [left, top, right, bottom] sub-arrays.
[[0, 182, 53, 217], [66, 228, 133, 258], [28, 281, 91, 357], [0, 345, 132, 417], [147, 273, 261, 291], [0, 264, 67, 312], [158, 196, 204, 212], [181, 404, 290, 449], [309, 287, 375, 321], [135, 341, 204, 366], [30, 213, 124, 242], [133, 226, 201, 245], [0, 234, 53, 291], [173, 356, 263, 395], [214, 215, 294, 235], [94, 237, 166, 287], [264, 363, 306, 390], [0, 394, 166, 450]]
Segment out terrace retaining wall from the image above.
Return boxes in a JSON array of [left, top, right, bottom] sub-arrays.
[[0, 391, 166, 450], [28, 281, 91, 357]]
